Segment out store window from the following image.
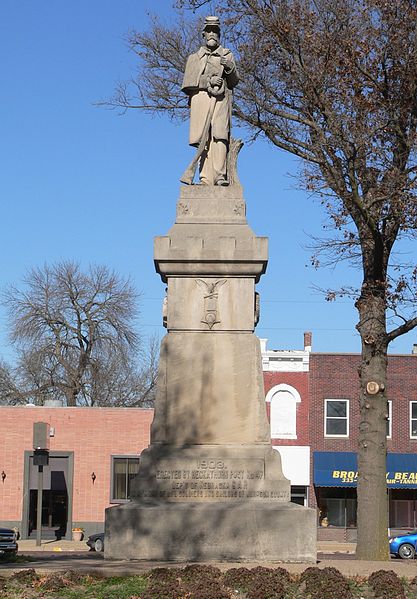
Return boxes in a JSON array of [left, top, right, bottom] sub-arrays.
[[111, 456, 140, 502], [389, 489, 417, 529], [317, 487, 357, 528], [324, 399, 349, 437], [410, 402, 417, 438]]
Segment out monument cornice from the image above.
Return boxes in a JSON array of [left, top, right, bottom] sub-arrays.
[[154, 260, 267, 281]]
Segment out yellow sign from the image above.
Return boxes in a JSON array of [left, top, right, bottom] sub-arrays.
[[332, 470, 357, 483], [332, 470, 417, 485]]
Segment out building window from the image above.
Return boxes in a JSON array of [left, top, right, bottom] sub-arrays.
[[389, 489, 417, 528], [265, 384, 301, 439], [291, 485, 308, 507], [410, 402, 417, 438], [324, 399, 349, 437], [111, 456, 140, 502], [317, 487, 357, 527], [387, 400, 392, 439]]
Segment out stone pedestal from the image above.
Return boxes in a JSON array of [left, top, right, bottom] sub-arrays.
[[105, 184, 316, 562]]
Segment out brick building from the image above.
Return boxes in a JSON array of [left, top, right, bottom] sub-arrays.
[[261, 333, 417, 539], [0, 406, 153, 539], [260, 333, 311, 507], [310, 350, 417, 539]]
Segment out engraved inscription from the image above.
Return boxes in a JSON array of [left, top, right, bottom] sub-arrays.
[[136, 457, 290, 502]]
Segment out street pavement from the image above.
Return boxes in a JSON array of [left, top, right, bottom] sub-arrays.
[[2, 539, 417, 579]]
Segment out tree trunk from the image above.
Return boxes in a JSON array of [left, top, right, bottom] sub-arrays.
[[66, 390, 77, 407], [65, 380, 81, 407], [355, 288, 389, 560]]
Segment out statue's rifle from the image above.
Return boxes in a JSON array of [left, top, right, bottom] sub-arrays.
[[180, 70, 224, 185]]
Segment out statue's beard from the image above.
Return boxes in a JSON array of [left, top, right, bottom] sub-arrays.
[[206, 36, 219, 49]]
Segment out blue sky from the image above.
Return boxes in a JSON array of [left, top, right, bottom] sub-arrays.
[[1, 0, 415, 360]]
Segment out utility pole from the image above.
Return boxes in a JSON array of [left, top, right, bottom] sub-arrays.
[[33, 422, 50, 547], [36, 464, 43, 547]]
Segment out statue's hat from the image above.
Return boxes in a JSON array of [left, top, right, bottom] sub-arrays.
[[203, 16, 220, 30]]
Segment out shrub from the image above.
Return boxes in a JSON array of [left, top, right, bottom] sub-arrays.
[[147, 567, 181, 584], [140, 580, 185, 599], [222, 566, 291, 599], [186, 577, 232, 599], [368, 569, 406, 599], [299, 566, 353, 599], [37, 574, 67, 591], [246, 579, 286, 599], [142, 567, 184, 599], [222, 567, 254, 591], [248, 567, 291, 599], [180, 565, 230, 599], [9, 569, 38, 584], [60, 569, 86, 584], [181, 564, 223, 583]]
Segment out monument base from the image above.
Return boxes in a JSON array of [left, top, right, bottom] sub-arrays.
[[105, 501, 316, 562], [129, 443, 291, 503]]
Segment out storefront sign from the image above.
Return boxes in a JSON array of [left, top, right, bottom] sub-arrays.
[[332, 470, 417, 485], [314, 452, 417, 488], [386, 472, 417, 485], [331, 470, 357, 484]]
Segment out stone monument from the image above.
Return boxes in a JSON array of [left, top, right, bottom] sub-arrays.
[[105, 16, 316, 562]]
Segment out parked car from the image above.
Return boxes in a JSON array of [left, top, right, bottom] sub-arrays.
[[389, 530, 417, 559], [0, 527, 18, 555], [86, 532, 104, 552]]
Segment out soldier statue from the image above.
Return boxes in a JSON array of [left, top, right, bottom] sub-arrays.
[[181, 16, 239, 186]]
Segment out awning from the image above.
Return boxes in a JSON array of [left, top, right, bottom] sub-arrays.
[[387, 454, 417, 488], [314, 452, 417, 488], [314, 452, 357, 487]]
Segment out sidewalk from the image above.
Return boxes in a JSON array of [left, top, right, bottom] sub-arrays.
[[16, 539, 89, 552], [317, 541, 356, 555], [15, 539, 356, 554]]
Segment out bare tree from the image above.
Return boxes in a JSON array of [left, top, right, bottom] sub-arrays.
[[0, 360, 25, 405], [100, 13, 197, 117], [110, 0, 417, 559], [2, 261, 156, 407], [86, 334, 159, 407]]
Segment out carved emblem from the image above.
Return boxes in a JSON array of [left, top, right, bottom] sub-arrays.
[[195, 279, 227, 329], [234, 201, 245, 216], [178, 202, 190, 215]]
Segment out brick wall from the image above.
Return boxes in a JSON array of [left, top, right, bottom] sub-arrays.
[[0, 407, 153, 525]]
